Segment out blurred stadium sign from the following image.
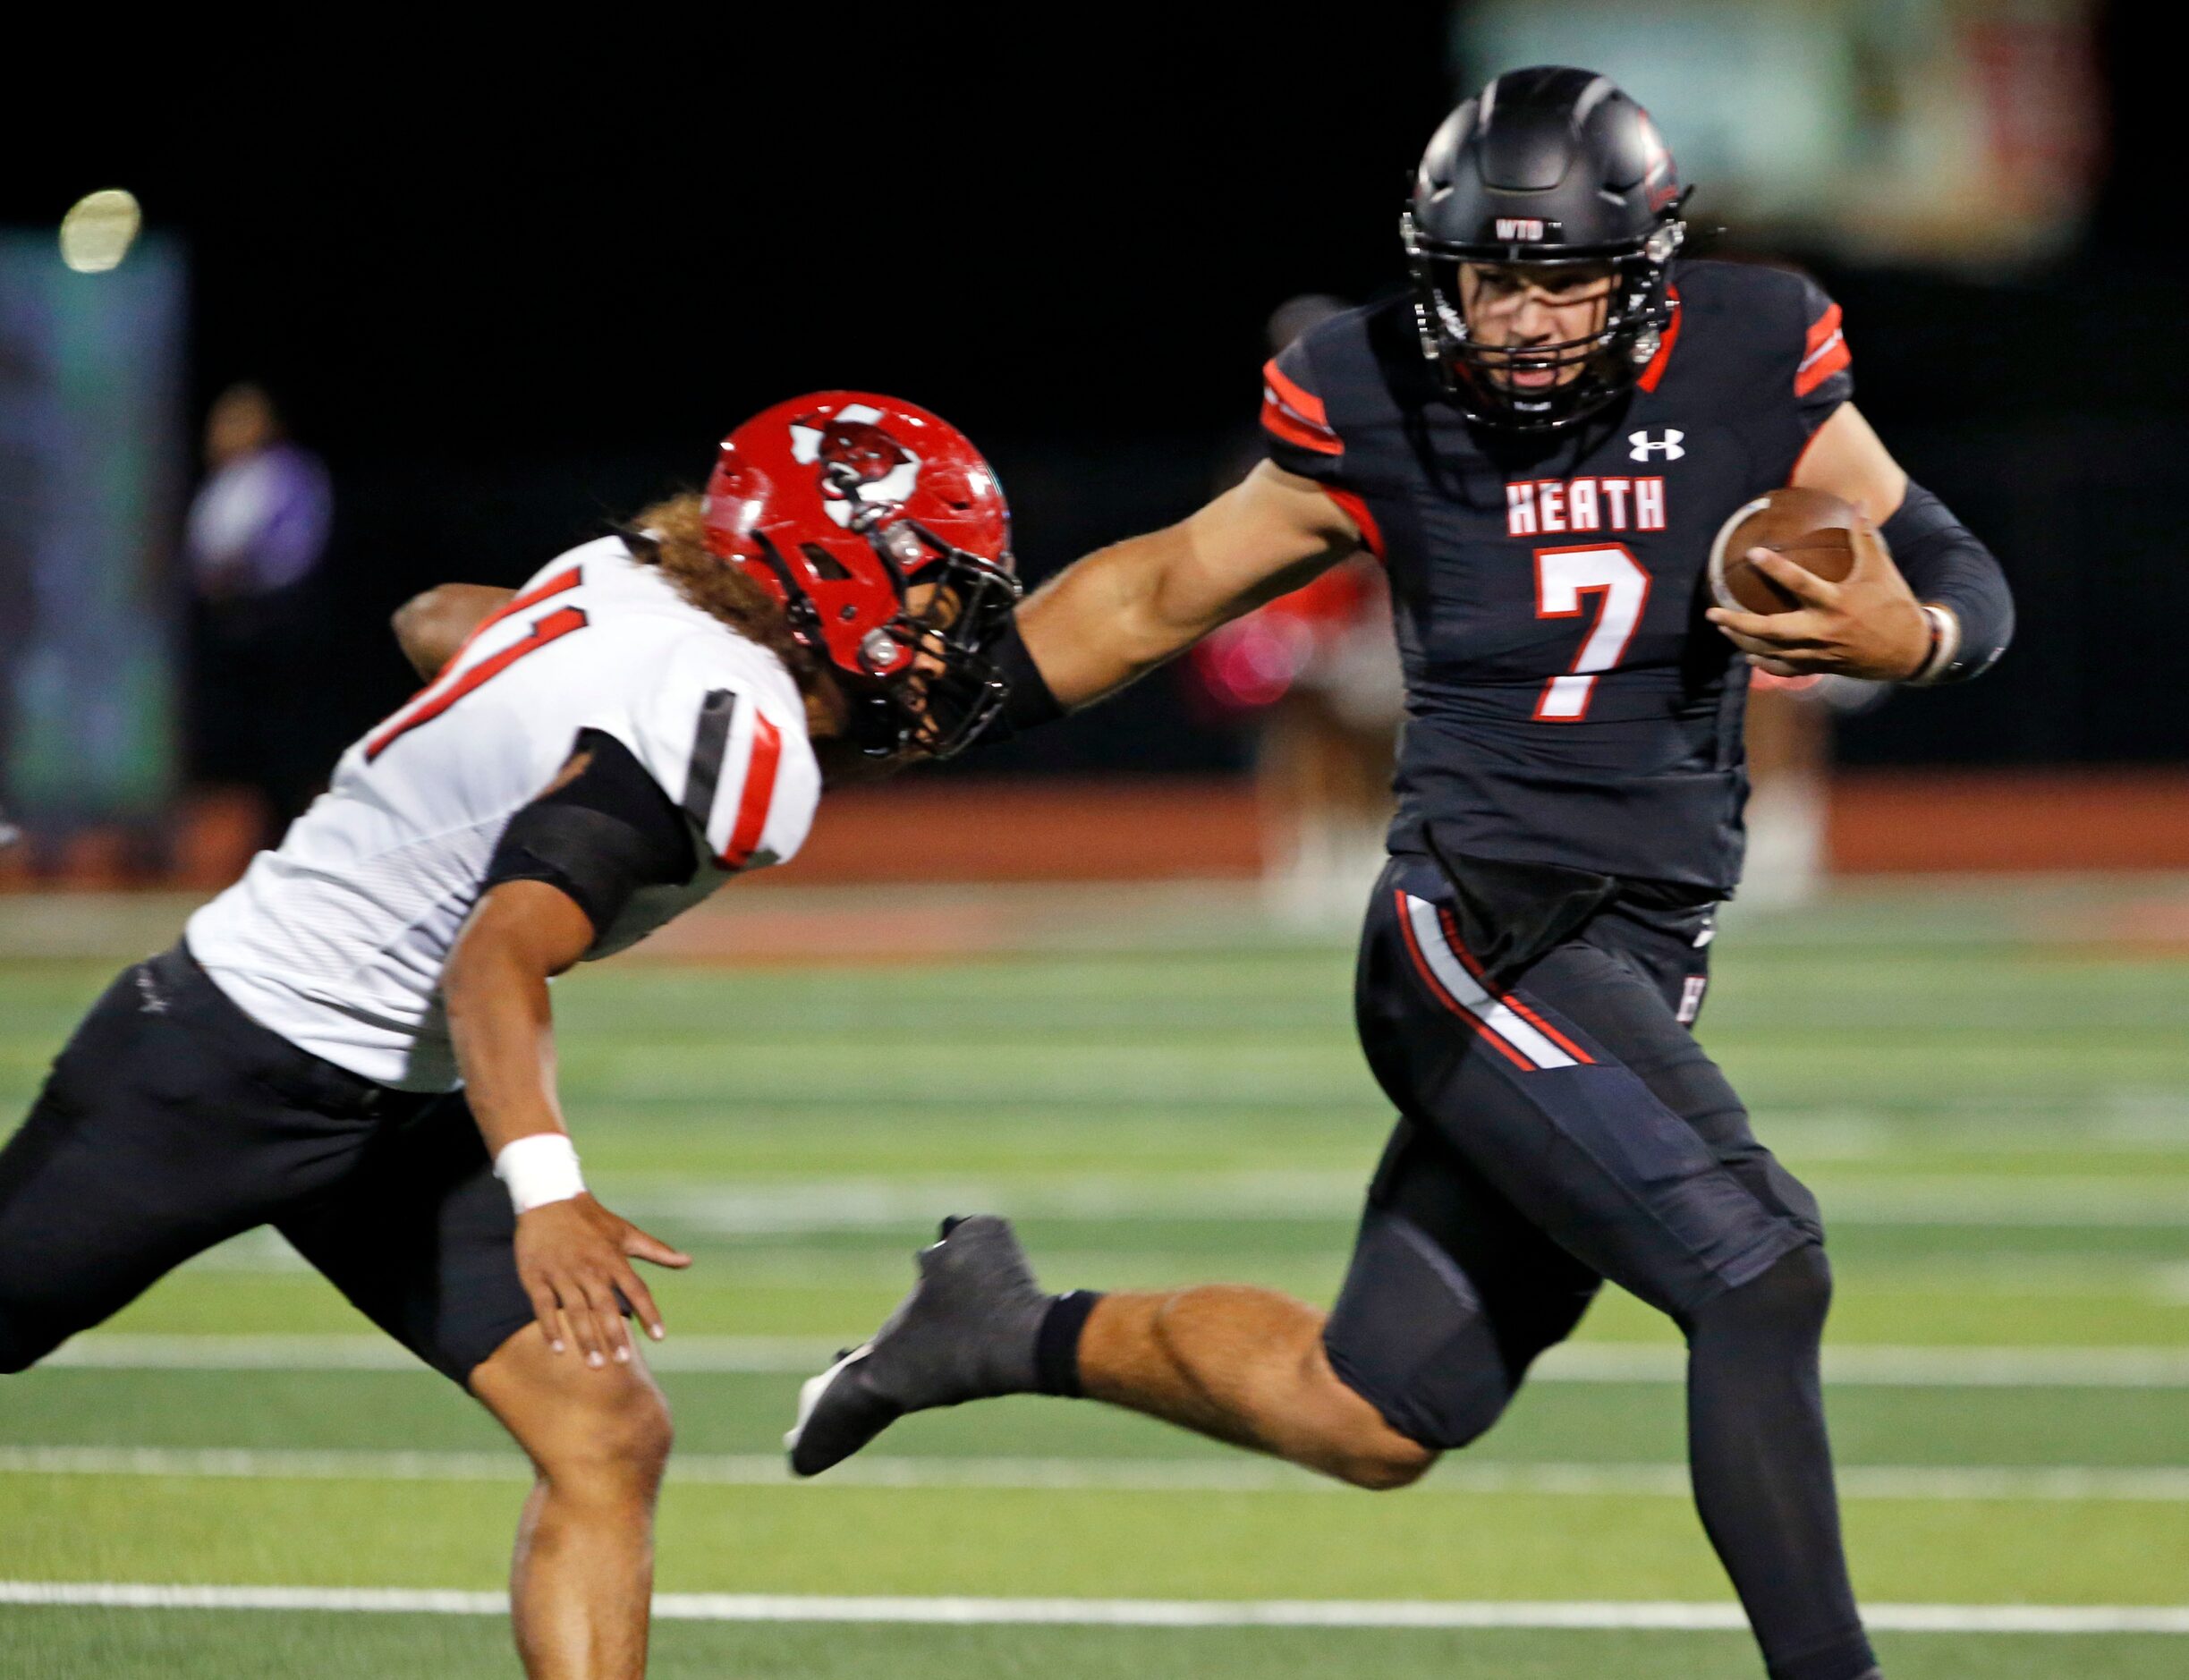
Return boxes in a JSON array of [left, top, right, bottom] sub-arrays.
[[1456, 0, 2103, 266], [0, 233, 184, 830]]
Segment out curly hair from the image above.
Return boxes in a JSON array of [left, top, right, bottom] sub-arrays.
[[623, 493, 819, 694]]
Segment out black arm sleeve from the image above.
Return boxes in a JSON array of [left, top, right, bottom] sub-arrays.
[[482, 729, 698, 938], [992, 615, 1065, 735], [1880, 481, 2015, 684]]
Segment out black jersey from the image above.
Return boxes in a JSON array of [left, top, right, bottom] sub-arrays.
[[1262, 259, 1854, 893]]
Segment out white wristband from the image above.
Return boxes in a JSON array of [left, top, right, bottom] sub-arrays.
[[1908, 602, 1962, 685], [494, 1133, 586, 1214]]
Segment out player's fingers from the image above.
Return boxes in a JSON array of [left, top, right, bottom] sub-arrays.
[[1704, 606, 1786, 641], [576, 1271, 632, 1366], [1745, 654, 1809, 678], [1712, 620, 1799, 656], [1725, 628, 1833, 665], [525, 1282, 566, 1354], [554, 1271, 608, 1367], [1745, 547, 1841, 606], [615, 1264, 668, 1344], [621, 1220, 693, 1270]]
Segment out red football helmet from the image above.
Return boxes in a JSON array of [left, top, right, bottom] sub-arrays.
[[702, 392, 1020, 758]]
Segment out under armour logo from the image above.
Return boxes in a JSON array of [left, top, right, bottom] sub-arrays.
[[1628, 428, 1685, 462]]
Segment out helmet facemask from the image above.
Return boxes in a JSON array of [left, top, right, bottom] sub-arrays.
[[837, 509, 1022, 762], [1403, 208, 1685, 431]]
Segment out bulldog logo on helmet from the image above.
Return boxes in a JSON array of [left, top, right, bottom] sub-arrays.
[[788, 403, 922, 530]]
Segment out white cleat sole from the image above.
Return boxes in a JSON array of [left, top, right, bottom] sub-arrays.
[[785, 1344, 872, 1456]]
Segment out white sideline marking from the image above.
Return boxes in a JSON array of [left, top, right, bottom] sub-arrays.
[[7, 1446, 2189, 1504], [1, 1581, 2185, 1633], [45, 1335, 2189, 1387]]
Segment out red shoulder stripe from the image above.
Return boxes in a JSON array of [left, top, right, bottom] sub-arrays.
[[1794, 302, 1850, 397], [720, 709, 783, 869], [1261, 358, 1328, 428], [1262, 396, 1344, 457]]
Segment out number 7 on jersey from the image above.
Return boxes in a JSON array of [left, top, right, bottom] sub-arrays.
[[1531, 543, 1650, 722]]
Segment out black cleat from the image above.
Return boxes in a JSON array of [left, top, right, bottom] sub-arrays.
[[786, 1214, 1049, 1477]]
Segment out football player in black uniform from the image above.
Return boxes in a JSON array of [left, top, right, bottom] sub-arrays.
[[791, 67, 2014, 1680]]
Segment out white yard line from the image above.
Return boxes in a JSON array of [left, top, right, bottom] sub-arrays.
[[5, 1446, 2189, 1504], [44, 1334, 2189, 1387], [42, 1334, 845, 1372], [0, 1580, 2184, 1633], [609, 1175, 2189, 1233]]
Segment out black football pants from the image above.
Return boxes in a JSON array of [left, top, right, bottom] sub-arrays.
[[0, 944, 535, 1385], [1324, 853, 1877, 1680]]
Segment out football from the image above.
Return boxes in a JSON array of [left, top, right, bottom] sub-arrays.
[[1707, 486, 1871, 615]]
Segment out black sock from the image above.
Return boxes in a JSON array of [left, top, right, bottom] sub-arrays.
[[1684, 1246, 1879, 1680], [1033, 1289, 1102, 1396]]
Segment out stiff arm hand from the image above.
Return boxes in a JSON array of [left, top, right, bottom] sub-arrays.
[[444, 877, 691, 1369]]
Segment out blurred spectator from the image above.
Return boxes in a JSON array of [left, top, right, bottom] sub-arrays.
[[1192, 294, 1405, 923], [1742, 672, 1889, 906], [182, 383, 333, 846]]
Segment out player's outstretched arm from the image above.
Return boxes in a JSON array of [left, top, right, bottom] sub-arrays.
[[445, 878, 691, 1370], [392, 583, 515, 680], [1014, 462, 1365, 713]]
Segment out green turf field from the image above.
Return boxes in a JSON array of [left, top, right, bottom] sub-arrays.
[[2, 879, 2186, 1677]]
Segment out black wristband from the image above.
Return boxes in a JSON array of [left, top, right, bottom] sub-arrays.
[[993, 617, 1065, 736]]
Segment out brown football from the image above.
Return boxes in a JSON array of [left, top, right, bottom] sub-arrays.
[[1707, 487, 1871, 615]]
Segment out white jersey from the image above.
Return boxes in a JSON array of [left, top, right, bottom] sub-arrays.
[[187, 538, 820, 1090]]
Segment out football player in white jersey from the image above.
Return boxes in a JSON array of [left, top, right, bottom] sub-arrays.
[[0, 393, 1019, 1678]]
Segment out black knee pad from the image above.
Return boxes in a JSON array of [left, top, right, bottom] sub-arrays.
[[1693, 1241, 1833, 1346], [1324, 1209, 1512, 1450]]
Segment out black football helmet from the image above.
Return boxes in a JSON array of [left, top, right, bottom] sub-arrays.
[[1403, 66, 1691, 430]]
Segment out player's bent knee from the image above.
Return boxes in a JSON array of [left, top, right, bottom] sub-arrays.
[[475, 1333, 676, 1500], [1324, 1209, 1515, 1452], [536, 1386, 675, 1500], [1693, 1242, 1833, 1347]]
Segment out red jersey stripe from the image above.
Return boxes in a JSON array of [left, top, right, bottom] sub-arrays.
[[1260, 358, 1329, 428], [1803, 301, 1845, 357], [1261, 396, 1344, 456], [720, 709, 784, 869], [1794, 335, 1850, 398], [1434, 906, 1595, 1065], [1323, 487, 1385, 560], [1395, 891, 1537, 1072]]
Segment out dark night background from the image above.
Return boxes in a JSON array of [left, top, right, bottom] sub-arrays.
[[7, 4, 2182, 783]]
